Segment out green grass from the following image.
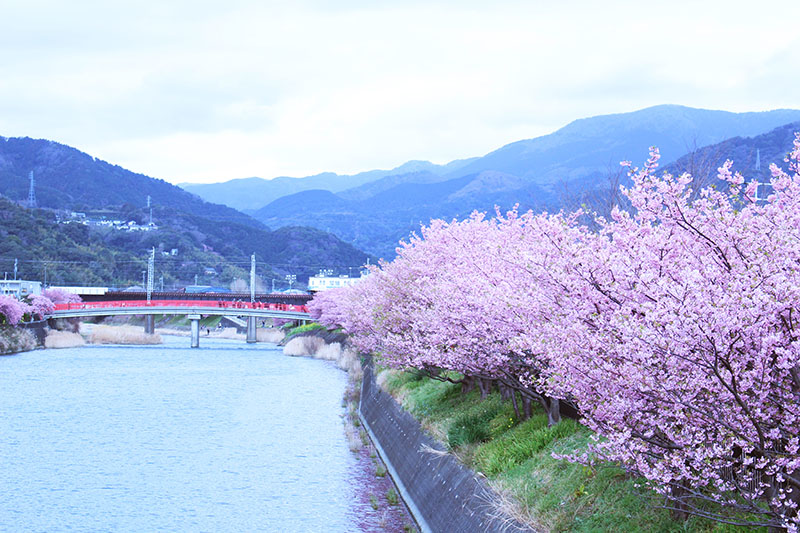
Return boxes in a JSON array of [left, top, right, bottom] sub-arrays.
[[379, 368, 767, 533], [446, 395, 508, 447], [283, 322, 326, 339]]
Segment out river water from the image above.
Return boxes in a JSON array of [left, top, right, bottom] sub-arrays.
[[0, 336, 377, 532]]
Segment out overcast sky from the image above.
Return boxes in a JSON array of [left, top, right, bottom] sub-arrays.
[[1, 1, 798, 184]]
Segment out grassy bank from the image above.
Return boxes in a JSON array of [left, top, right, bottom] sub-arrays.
[[380, 370, 765, 533]]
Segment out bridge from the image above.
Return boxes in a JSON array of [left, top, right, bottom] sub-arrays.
[[52, 300, 310, 348]]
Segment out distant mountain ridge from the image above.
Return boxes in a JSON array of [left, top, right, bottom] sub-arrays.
[[237, 105, 800, 258], [446, 105, 800, 186], [181, 105, 800, 216], [181, 157, 478, 212]]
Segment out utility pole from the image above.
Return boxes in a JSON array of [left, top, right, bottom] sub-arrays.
[[142, 271, 146, 288], [14, 258, 18, 280], [147, 195, 153, 225], [160, 274, 164, 292], [147, 247, 154, 303], [250, 253, 256, 303], [194, 274, 198, 286], [271, 279, 275, 292]]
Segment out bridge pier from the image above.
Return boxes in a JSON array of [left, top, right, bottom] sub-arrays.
[[246, 316, 257, 344], [189, 314, 201, 348], [144, 315, 155, 335]]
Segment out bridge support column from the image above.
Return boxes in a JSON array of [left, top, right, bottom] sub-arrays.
[[189, 314, 201, 348], [144, 315, 155, 335], [246, 316, 257, 344]]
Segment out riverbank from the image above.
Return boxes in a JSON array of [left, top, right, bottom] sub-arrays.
[[288, 328, 537, 532], [280, 329, 418, 532], [0, 326, 37, 355], [291, 326, 766, 533], [380, 370, 765, 533]]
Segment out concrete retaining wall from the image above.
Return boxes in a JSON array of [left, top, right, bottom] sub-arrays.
[[19, 319, 47, 346], [359, 356, 533, 533]]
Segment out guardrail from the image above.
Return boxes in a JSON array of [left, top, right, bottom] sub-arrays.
[[54, 300, 309, 313]]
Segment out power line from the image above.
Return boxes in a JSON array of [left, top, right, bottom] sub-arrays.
[[0, 256, 368, 269]]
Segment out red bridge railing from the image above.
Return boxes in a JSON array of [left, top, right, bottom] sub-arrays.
[[54, 300, 309, 313]]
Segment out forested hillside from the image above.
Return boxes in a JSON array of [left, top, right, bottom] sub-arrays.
[[0, 137, 373, 287]]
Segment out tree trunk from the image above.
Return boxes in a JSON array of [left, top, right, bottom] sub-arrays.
[[499, 382, 512, 401], [522, 395, 533, 420], [544, 397, 561, 426], [460, 376, 476, 394], [669, 483, 690, 521], [510, 389, 521, 420], [477, 378, 491, 399]]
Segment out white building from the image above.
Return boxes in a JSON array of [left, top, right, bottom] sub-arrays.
[[307, 271, 367, 292], [0, 279, 42, 298], [48, 286, 109, 297]]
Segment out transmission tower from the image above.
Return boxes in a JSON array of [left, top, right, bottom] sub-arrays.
[[27, 171, 37, 208]]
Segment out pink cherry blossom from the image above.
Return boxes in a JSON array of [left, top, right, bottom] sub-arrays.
[[310, 132, 800, 531]]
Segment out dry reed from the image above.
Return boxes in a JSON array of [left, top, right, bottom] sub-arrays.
[[344, 423, 363, 452], [257, 328, 285, 343], [44, 330, 86, 349], [90, 325, 162, 345], [282, 336, 364, 379], [283, 335, 325, 356]]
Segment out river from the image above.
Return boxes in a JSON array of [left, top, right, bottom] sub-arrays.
[[0, 336, 384, 532]]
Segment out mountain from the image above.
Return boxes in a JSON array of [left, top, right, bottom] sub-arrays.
[[0, 137, 258, 227], [0, 194, 240, 287], [448, 105, 800, 188], [0, 137, 373, 286], [663, 120, 800, 186], [180, 157, 479, 212], [253, 172, 555, 259], [540, 120, 800, 222], [247, 106, 800, 258]]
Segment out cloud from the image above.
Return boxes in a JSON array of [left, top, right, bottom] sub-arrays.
[[0, 1, 798, 183]]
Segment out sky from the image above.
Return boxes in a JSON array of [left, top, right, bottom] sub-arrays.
[[1, 0, 799, 185]]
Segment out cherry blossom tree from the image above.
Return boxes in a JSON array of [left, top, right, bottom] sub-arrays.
[[541, 139, 800, 530], [0, 295, 32, 326], [309, 133, 800, 530], [43, 288, 82, 305], [27, 293, 56, 320]]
